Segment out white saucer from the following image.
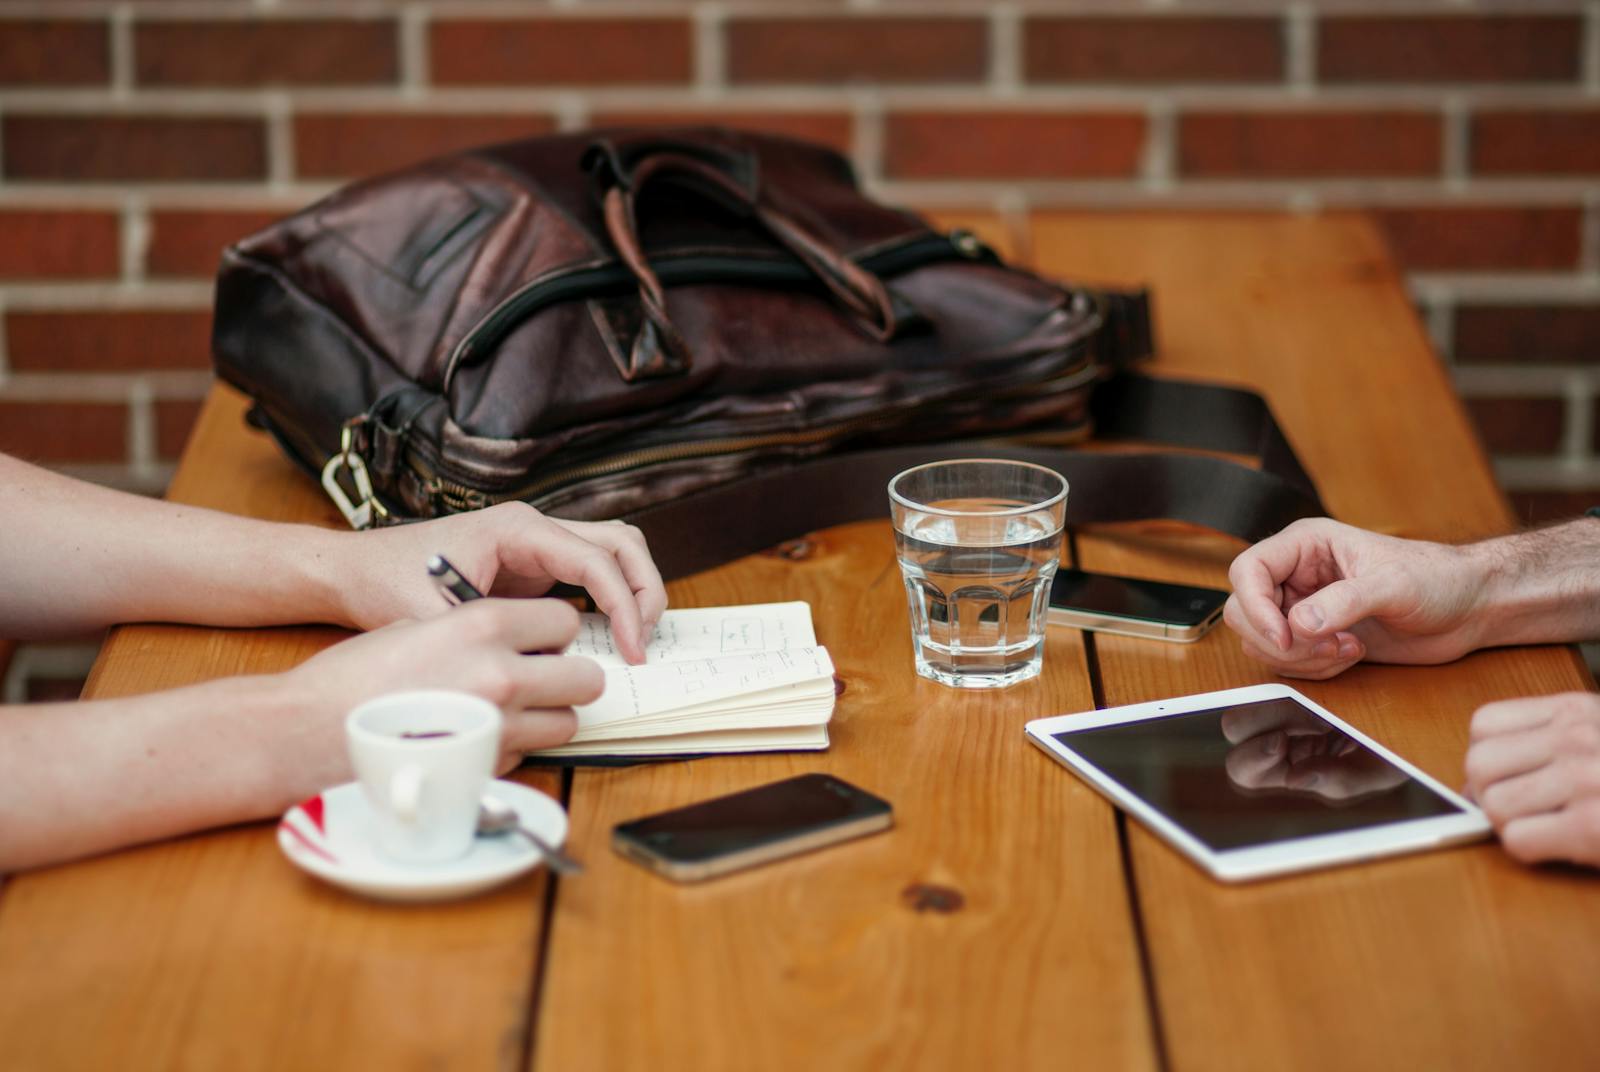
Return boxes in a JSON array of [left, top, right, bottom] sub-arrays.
[[277, 778, 569, 903]]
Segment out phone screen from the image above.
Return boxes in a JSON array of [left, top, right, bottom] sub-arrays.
[[1050, 569, 1227, 626], [614, 774, 891, 864]]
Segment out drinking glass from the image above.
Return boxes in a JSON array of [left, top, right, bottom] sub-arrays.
[[889, 459, 1067, 689]]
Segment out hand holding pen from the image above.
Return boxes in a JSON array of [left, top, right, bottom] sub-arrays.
[[429, 553, 656, 661], [428, 554, 488, 606]]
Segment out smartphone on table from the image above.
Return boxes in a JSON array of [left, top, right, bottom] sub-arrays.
[[1048, 568, 1228, 642], [613, 773, 893, 883]]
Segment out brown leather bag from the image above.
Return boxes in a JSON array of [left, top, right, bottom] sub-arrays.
[[212, 128, 1321, 577]]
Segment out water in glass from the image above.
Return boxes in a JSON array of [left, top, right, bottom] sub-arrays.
[[894, 497, 1062, 689]]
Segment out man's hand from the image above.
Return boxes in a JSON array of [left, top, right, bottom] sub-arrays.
[[1224, 518, 1489, 679], [1221, 700, 1408, 801], [1466, 692, 1600, 869], [329, 502, 667, 664]]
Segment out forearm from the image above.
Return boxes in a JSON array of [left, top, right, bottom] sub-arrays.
[[0, 673, 340, 873], [0, 454, 350, 638], [1468, 519, 1600, 648]]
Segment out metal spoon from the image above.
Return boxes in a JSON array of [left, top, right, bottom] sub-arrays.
[[477, 795, 583, 875]]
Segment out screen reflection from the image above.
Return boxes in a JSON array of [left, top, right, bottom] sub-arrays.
[[1054, 698, 1462, 851]]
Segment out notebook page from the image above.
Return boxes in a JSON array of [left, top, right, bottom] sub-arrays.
[[537, 722, 829, 758], [575, 647, 835, 729], [568, 602, 816, 668]]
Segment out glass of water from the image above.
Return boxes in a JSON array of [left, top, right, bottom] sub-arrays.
[[889, 459, 1067, 689]]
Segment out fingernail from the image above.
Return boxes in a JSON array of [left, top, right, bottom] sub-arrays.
[[1261, 732, 1285, 757], [1313, 639, 1338, 659], [1295, 604, 1325, 632], [1337, 638, 1360, 660]]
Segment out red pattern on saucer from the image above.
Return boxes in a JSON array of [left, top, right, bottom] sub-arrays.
[[278, 794, 339, 864]]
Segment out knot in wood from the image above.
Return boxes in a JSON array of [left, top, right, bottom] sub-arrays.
[[901, 883, 964, 914], [762, 537, 816, 561]]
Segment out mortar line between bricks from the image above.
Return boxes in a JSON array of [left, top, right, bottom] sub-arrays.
[[1286, 3, 1315, 93], [853, 90, 885, 189], [399, 3, 429, 99], [0, 282, 214, 308], [1563, 372, 1593, 467], [0, 292, 9, 382], [0, 0, 1571, 17], [1581, 194, 1600, 276], [1425, 292, 1455, 362], [5, 178, 1594, 209], [121, 195, 149, 285], [694, 3, 726, 97], [4, 84, 1600, 113], [1495, 458, 1600, 491], [0, 371, 214, 401], [1455, 366, 1600, 398], [1441, 94, 1469, 192], [265, 90, 294, 191], [554, 93, 586, 133], [0, 187, 319, 209], [1587, 2, 1600, 93], [109, 4, 133, 101], [1407, 274, 1600, 304], [1141, 99, 1175, 193], [990, 4, 1020, 97], [128, 377, 156, 478]]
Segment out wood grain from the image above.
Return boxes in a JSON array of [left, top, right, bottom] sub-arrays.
[[0, 388, 562, 1072], [532, 522, 1156, 1071], [1031, 212, 1600, 1072], [525, 209, 1155, 1072], [3, 213, 1590, 1072]]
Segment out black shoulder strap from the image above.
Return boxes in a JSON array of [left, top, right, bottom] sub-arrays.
[[620, 373, 1325, 582]]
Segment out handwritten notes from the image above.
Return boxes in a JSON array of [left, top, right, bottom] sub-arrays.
[[568, 602, 816, 668], [536, 602, 834, 758]]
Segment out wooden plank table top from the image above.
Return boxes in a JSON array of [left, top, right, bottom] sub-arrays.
[[0, 211, 1594, 1072]]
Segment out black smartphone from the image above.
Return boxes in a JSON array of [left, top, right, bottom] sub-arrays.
[[1048, 568, 1229, 643], [612, 773, 894, 883]]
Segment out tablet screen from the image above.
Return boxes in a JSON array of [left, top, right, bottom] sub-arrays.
[[1052, 697, 1464, 851]]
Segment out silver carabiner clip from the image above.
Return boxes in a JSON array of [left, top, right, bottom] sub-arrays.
[[320, 420, 389, 530]]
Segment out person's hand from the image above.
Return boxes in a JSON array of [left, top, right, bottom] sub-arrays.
[[1221, 700, 1408, 801], [269, 598, 601, 797], [1224, 518, 1489, 680], [1465, 692, 1600, 869], [327, 502, 666, 664]]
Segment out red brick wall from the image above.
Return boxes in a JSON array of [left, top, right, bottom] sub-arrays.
[[0, 1, 1593, 523]]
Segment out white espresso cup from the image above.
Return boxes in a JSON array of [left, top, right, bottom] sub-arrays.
[[345, 690, 502, 866]]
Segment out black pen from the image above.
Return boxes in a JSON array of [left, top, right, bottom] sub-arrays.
[[428, 554, 484, 605]]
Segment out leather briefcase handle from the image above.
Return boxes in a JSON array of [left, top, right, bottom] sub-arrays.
[[588, 139, 907, 381]]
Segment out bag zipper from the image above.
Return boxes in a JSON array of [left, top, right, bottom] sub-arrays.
[[442, 230, 992, 390], [412, 357, 1099, 513]]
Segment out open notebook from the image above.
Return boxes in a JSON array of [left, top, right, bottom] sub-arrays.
[[532, 601, 835, 758]]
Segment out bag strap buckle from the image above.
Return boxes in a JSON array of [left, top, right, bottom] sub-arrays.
[[320, 418, 392, 530]]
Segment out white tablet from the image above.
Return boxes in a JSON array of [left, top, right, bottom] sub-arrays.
[[1025, 683, 1490, 882]]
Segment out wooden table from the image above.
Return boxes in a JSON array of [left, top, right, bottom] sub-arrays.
[[1, 213, 1595, 1072]]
